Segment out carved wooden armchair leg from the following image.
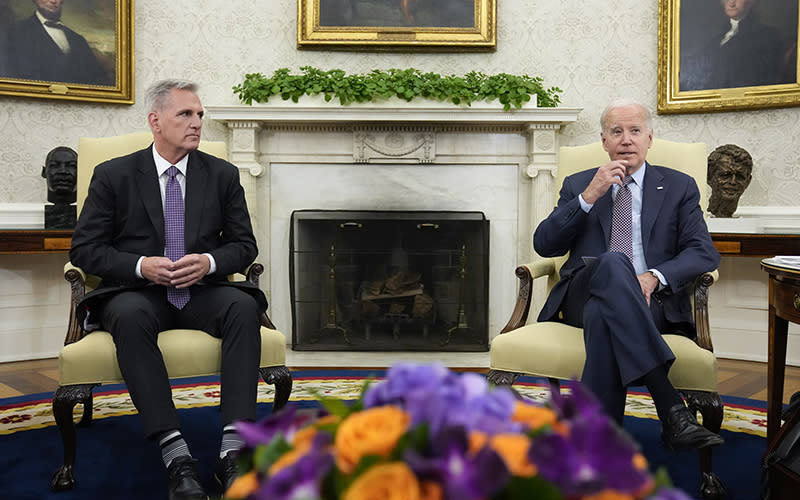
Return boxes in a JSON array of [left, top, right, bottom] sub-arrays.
[[486, 368, 520, 387], [260, 366, 292, 412], [50, 383, 97, 492], [683, 389, 726, 500]]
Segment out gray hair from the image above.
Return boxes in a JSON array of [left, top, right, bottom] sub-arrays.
[[144, 79, 199, 113], [600, 98, 653, 133]]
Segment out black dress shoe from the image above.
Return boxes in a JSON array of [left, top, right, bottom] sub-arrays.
[[661, 404, 724, 452], [167, 456, 207, 500], [214, 452, 239, 494]]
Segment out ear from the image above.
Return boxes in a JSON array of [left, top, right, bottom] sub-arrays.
[[41, 166, 47, 179], [147, 111, 159, 133]]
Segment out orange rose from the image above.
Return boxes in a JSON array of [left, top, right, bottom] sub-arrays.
[[225, 470, 259, 499], [582, 490, 635, 500], [419, 480, 443, 500], [468, 431, 489, 454], [335, 406, 411, 474], [511, 401, 567, 434], [343, 462, 420, 500], [270, 414, 340, 474], [488, 433, 537, 477]]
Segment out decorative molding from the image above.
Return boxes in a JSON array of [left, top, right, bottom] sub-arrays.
[[354, 129, 435, 163], [0, 203, 45, 228], [206, 102, 581, 127]]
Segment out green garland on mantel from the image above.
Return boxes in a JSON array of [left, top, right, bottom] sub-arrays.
[[233, 67, 562, 111]]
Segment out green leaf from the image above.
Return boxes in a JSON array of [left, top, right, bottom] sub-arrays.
[[233, 68, 562, 109]]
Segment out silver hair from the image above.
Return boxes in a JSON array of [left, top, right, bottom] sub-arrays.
[[600, 98, 653, 133], [144, 79, 199, 113]]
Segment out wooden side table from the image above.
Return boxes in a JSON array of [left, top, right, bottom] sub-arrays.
[[761, 258, 800, 446], [0, 229, 73, 254]]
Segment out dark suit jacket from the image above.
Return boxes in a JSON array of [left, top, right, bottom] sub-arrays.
[[3, 15, 110, 85], [534, 163, 720, 332], [70, 146, 266, 327]]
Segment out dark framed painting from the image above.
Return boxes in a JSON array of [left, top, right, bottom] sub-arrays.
[[658, 0, 800, 114], [297, 0, 496, 51], [0, 0, 133, 104]]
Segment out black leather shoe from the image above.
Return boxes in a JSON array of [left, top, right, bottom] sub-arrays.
[[167, 456, 207, 500], [661, 404, 724, 452], [214, 452, 239, 494]]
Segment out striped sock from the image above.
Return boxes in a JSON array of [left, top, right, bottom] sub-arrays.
[[158, 429, 191, 468], [220, 424, 244, 459]]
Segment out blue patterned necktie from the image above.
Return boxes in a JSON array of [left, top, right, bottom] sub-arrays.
[[164, 166, 190, 309], [609, 175, 634, 263]]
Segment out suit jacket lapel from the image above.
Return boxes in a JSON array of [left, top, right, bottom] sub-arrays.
[[184, 151, 208, 252], [135, 150, 165, 246], [595, 189, 614, 245], [641, 163, 666, 252]]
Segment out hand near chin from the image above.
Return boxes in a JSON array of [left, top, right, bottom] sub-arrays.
[[582, 160, 629, 204], [141, 254, 210, 288]]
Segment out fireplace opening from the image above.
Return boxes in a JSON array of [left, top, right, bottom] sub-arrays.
[[290, 210, 489, 351]]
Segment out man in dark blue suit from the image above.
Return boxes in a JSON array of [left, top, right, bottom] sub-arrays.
[[3, 0, 110, 85], [534, 99, 724, 451], [70, 79, 264, 499]]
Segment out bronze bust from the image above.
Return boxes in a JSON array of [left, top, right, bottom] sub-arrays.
[[41, 146, 78, 228], [707, 144, 753, 218]]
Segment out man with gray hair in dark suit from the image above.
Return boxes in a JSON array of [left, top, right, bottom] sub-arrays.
[[70, 79, 265, 499]]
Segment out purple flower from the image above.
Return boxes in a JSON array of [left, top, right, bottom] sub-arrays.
[[529, 390, 650, 497], [254, 448, 334, 500], [548, 380, 606, 422], [363, 362, 453, 408], [405, 426, 509, 500], [364, 363, 519, 435], [235, 405, 321, 449]]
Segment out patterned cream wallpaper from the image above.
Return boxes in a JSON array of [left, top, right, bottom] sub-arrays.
[[1, 0, 798, 207]]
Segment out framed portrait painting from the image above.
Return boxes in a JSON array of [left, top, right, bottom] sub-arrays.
[[0, 0, 133, 104], [658, 0, 800, 114], [298, 0, 496, 51]]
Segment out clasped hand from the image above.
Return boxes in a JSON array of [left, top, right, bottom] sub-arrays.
[[581, 160, 630, 205], [141, 254, 210, 288]]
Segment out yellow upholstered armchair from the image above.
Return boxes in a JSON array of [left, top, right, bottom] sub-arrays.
[[488, 138, 724, 499], [50, 132, 292, 492]]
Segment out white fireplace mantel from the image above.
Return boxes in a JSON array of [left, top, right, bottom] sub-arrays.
[[206, 101, 581, 342]]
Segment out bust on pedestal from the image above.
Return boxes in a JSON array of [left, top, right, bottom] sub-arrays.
[[707, 144, 753, 218], [41, 146, 77, 229]]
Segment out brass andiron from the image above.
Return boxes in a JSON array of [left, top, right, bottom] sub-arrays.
[[316, 243, 350, 344], [444, 244, 474, 346]]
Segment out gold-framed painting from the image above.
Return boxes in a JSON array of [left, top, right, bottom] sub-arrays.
[[658, 0, 799, 114], [297, 0, 496, 51], [0, 0, 134, 104]]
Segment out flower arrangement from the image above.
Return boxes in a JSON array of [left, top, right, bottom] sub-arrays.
[[226, 363, 691, 500]]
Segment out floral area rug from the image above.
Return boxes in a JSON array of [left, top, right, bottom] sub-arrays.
[[0, 370, 768, 500], [0, 370, 768, 438]]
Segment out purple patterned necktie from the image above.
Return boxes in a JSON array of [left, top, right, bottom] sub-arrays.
[[164, 166, 190, 309], [609, 175, 634, 263]]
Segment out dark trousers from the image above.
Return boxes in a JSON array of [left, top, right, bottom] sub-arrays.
[[101, 284, 261, 438], [560, 252, 675, 423]]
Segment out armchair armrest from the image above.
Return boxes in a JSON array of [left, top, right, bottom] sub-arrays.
[[499, 258, 559, 334], [63, 261, 279, 342], [693, 270, 718, 352], [63, 262, 88, 346]]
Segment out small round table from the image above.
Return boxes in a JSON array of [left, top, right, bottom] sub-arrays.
[[760, 258, 800, 446]]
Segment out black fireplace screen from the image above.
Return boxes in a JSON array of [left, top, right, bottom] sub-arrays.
[[290, 210, 489, 351]]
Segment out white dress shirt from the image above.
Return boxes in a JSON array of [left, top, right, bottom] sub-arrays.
[[134, 146, 217, 277]]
